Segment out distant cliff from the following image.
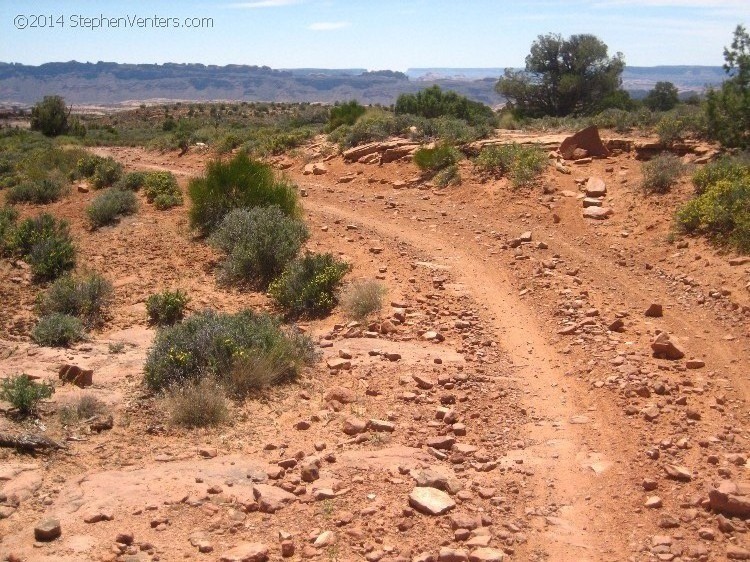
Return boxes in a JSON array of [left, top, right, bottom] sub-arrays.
[[0, 61, 725, 107]]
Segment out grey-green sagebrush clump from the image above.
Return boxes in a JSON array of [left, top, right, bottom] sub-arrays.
[[340, 279, 387, 320], [475, 143, 548, 188], [641, 154, 685, 194], [269, 253, 349, 317], [0, 375, 55, 417], [32, 313, 85, 347], [413, 143, 462, 174], [210, 206, 309, 287], [10, 213, 76, 280], [7, 177, 67, 205], [166, 378, 228, 428], [144, 309, 316, 394], [188, 153, 300, 236], [37, 272, 113, 328], [146, 289, 189, 326], [87, 188, 138, 228]]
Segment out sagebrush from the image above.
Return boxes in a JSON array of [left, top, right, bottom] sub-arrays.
[[269, 253, 349, 317]]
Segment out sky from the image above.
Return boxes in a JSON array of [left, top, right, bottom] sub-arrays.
[[0, 0, 748, 69]]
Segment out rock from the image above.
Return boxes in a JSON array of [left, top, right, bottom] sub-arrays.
[[219, 542, 269, 562], [582, 206, 613, 219], [90, 415, 114, 432], [438, 548, 468, 562], [411, 469, 462, 494], [519, 231, 532, 242], [426, 436, 455, 450], [252, 485, 297, 513], [582, 197, 603, 207], [58, 365, 93, 388], [342, 417, 367, 436], [409, 487, 456, 516], [585, 177, 607, 197], [645, 303, 663, 317], [300, 460, 320, 483], [651, 332, 685, 360], [686, 359, 705, 369], [645, 496, 663, 508], [303, 163, 327, 176], [708, 481, 750, 517], [450, 513, 481, 531], [608, 318, 625, 332], [198, 447, 218, 458], [313, 531, 335, 548], [422, 331, 444, 342], [368, 419, 395, 432], [34, 518, 61, 541], [727, 546, 750, 560], [412, 374, 436, 390], [327, 358, 351, 371], [84, 510, 114, 523], [281, 541, 295, 557], [559, 126, 609, 160], [664, 464, 692, 482], [324, 386, 356, 404], [729, 257, 750, 266], [469, 549, 504, 562]]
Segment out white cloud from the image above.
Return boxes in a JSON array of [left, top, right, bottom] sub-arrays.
[[307, 21, 350, 31], [229, 0, 301, 8]]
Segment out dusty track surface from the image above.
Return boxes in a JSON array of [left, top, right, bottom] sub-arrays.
[[1, 136, 749, 562]]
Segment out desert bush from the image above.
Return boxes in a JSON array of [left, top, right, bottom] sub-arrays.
[[677, 175, 750, 252], [12, 213, 76, 280], [116, 171, 147, 191], [188, 153, 300, 235], [74, 154, 101, 179], [340, 279, 387, 320], [0, 206, 19, 255], [327, 100, 366, 132], [330, 110, 406, 148], [269, 253, 349, 317], [395, 85, 495, 127], [166, 378, 228, 428], [37, 272, 113, 328], [642, 154, 684, 194], [87, 188, 138, 228], [413, 143, 461, 173], [434, 164, 462, 188], [146, 289, 189, 326], [91, 157, 123, 189], [0, 375, 54, 416], [58, 393, 107, 424], [143, 171, 182, 209], [32, 313, 85, 347], [475, 143, 547, 188], [655, 106, 708, 145], [30, 95, 69, 137], [7, 178, 66, 204], [144, 309, 315, 391], [692, 155, 750, 195], [210, 206, 309, 287]]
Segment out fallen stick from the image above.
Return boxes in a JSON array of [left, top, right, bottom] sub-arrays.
[[0, 433, 65, 452]]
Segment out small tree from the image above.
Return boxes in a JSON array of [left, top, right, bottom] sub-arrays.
[[30, 95, 70, 137], [644, 81, 680, 111], [496, 33, 625, 117], [706, 25, 750, 148]]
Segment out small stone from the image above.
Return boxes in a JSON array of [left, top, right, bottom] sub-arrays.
[[645, 496, 663, 509], [468, 548, 504, 562], [645, 303, 663, 317], [438, 548, 468, 562], [219, 542, 269, 562], [342, 417, 367, 436], [34, 519, 61, 542], [409, 487, 456, 516]]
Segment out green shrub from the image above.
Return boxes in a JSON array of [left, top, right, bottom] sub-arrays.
[[58, 394, 107, 424], [37, 272, 113, 328], [210, 206, 309, 287], [0, 206, 18, 255], [434, 164, 462, 188], [87, 188, 138, 228], [91, 157, 123, 189], [7, 178, 66, 204], [146, 289, 189, 326], [655, 106, 708, 146], [0, 375, 54, 416], [692, 155, 750, 195], [677, 176, 750, 252], [144, 309, 315, 391], [330, 110, 406, 148], [75, 154, 101, 179], [642, 154, 684, 194], [116, 171, 147, 191], [32, 313, 85, 347], [188, 153, 300, 235], [166, 378, 228, 427], [475, 143, 547, 188], [395, 85, 495, 127], [143, 171, 182, 209], [269, 253, 349, 317], [340, 279, 387, 320], [11, 214, 76, 280], [413, 143, 462, 173], [30, 95, 70, 137], [327, 100, 367, 132]]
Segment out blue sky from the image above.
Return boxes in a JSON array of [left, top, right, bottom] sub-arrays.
[[0, 0, 747, 69]]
